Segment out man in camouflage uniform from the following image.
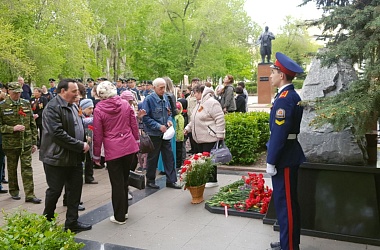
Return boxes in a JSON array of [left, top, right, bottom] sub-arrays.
[[0, 82, 41, 203]]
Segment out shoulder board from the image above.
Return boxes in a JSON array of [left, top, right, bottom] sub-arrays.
[[279, 90, 288, 98], [0, 100, 5, 105]]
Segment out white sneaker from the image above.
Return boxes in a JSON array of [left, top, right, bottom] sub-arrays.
[[128, 192, 133, 200], [205, 182, 219, 188], [110, 216, 126, 225]]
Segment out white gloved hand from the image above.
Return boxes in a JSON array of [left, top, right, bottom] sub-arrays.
[[266, 163, 277, 176]]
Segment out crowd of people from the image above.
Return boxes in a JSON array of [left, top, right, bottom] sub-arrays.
[[0, 51, 305, 250], [0, 74, 251, 229]]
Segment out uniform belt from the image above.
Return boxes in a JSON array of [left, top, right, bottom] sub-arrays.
[[287, 134, 298, 140]]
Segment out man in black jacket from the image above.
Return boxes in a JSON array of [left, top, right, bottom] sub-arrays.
[[40, 78, 91, 232]]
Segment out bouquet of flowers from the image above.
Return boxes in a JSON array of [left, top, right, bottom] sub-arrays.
[[206, 173, 272, 214], [179, 152, 214, 189]]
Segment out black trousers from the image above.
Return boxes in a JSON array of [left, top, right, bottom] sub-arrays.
[[176, 141, 183, 168], [146, 136, 177, 184], [106, 154, 134, 222], [187, 133, 198, 153], [197, 142, 218, 183], [84, 151, 94, 183], [43, 162, 83, 226]]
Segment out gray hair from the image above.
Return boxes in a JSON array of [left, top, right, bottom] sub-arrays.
[[152, 78, 166, 87], [96, 80, 117, 100], [163, 76, 175, 94]]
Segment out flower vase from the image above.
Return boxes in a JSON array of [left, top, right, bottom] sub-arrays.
[[187, 184, 206, 204]]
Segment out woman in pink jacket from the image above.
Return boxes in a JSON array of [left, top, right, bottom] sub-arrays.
[[93, 81, 139, 225]]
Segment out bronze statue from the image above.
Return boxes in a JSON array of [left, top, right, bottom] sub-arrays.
[[257, 26, 275, 64]]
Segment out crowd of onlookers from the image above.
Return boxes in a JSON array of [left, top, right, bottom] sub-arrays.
[[0, 75, 250, 230]]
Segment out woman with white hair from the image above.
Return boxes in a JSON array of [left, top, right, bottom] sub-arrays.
[[92, 81, 140, 224]]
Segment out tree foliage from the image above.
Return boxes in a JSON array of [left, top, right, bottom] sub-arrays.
[[302, 0, 380, 135], [273, 16, 322, 71], [0, 0, 321, 86]]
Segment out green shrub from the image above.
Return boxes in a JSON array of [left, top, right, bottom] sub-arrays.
[[224, 112, 270, 165], [245, 86, 257, 94], [292, 79, 304, 89], [0, 209, 84, 250]]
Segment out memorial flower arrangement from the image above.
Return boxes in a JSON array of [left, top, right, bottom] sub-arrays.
[[206, 173, 272, 214], [179, 152, 214, 189]]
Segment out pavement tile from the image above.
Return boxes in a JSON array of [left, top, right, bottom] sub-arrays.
[[1, 142, 380, 250]]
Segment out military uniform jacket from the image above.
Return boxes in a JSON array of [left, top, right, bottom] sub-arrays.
[[0, 97, 38, 149], [266, 84, 305, 168]]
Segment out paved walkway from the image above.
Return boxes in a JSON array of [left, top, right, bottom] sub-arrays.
[[1, 153, 379, 250], [0, 96, 379, 249]]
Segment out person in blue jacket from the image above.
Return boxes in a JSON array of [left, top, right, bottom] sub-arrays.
[[266, 52, 306, 250]]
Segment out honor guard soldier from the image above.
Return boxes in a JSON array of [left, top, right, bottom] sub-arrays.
[[266, 52, 306, 250], [0, 82, 41, 203], [49, 78, 57, 97]]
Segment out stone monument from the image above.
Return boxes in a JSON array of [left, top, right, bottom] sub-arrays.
[[298, 56, 367, 165], [257, 64, 273, 104]]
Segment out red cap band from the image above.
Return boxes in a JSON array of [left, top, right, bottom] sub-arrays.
[[274, 60, 297, 77]]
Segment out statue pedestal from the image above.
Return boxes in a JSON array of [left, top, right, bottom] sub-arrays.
[[257, 63, 273, 104], [264, 162, 380, 246]]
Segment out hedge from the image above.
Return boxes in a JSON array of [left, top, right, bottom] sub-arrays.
[[224, 111, 270, 165]]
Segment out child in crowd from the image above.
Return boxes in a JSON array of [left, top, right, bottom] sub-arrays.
[[175, 102, 185, 169], [235, 86, 247, 113], [136, 102, 148, 173], [79, 99, 97, 184], [177, 98, 188, 163]]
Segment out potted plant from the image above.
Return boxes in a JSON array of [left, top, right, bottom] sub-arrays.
[[179, 152, 214, 204]]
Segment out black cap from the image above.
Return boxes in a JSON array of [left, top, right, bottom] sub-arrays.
[[76, 78, 83, 83], [126, 77, 136, 82], [147, 80, 153, 85], [87, 78, 94, 82], [49, 78, 56, 82]]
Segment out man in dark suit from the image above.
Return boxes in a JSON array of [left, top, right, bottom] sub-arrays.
[[266, 52, 305, 250]]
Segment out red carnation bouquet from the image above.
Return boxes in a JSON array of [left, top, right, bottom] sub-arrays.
[[179, 152, 214, 189]]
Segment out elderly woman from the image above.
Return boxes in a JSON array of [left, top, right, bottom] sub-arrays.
[[184, 85, 225, 188], [92, 81, 139, 225]]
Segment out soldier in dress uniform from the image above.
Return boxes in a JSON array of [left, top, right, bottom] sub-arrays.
[[0, 82, 41, 203], [266, 52, 305, 250], [49, 78, 57, 97]]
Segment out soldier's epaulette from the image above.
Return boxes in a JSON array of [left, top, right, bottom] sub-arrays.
[[279, 90, 288, 98], [20, 98, 29, 103], [0, 100, 5, 105]]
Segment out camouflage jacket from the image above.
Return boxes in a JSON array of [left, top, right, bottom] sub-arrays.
[[0, 97, 38, 149]]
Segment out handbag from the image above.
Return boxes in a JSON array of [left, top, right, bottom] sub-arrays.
[[129, 171, 145, 190], [210, 140, 232, 164], [139, 130, 154, 154]]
